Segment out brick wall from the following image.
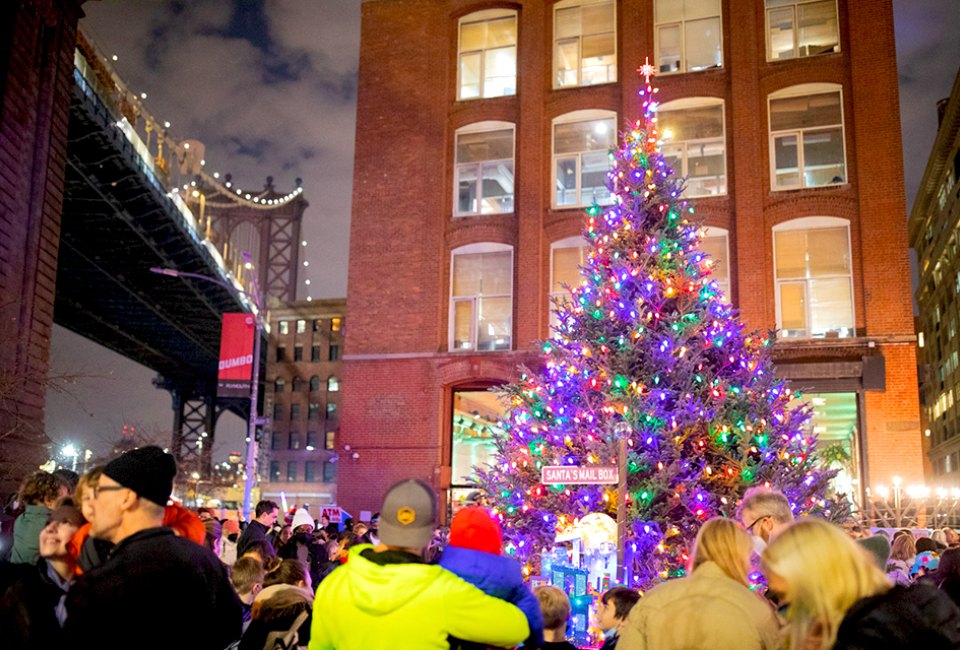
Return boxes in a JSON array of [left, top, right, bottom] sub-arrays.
[[0, 0, 85, 490]]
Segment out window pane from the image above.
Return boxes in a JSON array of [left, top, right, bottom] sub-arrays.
[[323, 461, 337, 483], [775, 229, 807, 278], [662, 143, 683, 176], [289, 432, 300, 450], [457, 165, 478, 214], [798, 1, 839, 56], [479, 160, 514, 213], [279, 321, 289, 335], [556, 6, 580, 39], [451, 391, 504, 486], [459, 53, 481, 99], [485, 16, 516, 47], [304, 462, 316, 483], [270, 462, 281, 482], [461, 21, 487, 52], [810, 277, 853, 334], [582, 2, 614, 35], [271, 431, 281, 450], [296, 319, 306, 333], [328, 377, 339, 392], [311, 345, 320, 362], [453, 300, 474, 349], [484, 46, 516, 97], [779, 282, 807, 333], [768, 6, 796, 60], [581, 150, 612, 204], [685, 17, 722, 71], [686, 140, 726, 196], [657, 25, 681, 73], [684, 0, 721, 20], [807, 227, 850, 275], [457, 129, 514, 163], [325, 431, 335, 450], [556, 40, 579, 87], [477, 296, 512, 350], [453, 251, 512, 296], [581, 34, 616, 85], [660, 104, 723, 141], [556, 157, 578, 206], [771, 92, 841, 131], [656, 0, 684, 24], [553, 246, 586, 293], [701, 235, 729, 282], [287, 462, 297, 482], [802, 127, 844, 186], [773, 134, 801, 188], [554, 119, 615, 155]]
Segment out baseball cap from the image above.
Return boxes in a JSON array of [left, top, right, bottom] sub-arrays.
[[378, 479, 437, 549]]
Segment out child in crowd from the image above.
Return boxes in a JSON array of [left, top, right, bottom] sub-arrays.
[[439, 506, 543, 649], [597, 586, 640, 650], [535, 585, 579, 650], [229, 556, 265, 631]]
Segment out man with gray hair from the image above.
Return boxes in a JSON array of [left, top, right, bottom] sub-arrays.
[[738, 486, 794, 551]]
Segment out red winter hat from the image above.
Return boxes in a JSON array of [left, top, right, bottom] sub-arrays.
[[449, 506, 503, 556]]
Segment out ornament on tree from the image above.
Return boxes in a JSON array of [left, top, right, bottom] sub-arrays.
[[476, 58, 845, 590]]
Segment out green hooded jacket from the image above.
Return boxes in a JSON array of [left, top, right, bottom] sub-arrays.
[[309, 544, 529, 649], [10, 505, 52, 565]]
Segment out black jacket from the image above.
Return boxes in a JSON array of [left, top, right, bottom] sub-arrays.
[[0, 558, 70, 650], [237, 519, 272, 557], [834, 583, 960, 649], [279, 532, 329, 586], [64, 527, 242, 650]]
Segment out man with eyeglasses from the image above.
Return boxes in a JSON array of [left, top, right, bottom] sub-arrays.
[[737, 487, 795, 553], [64, 446, 242, 650]]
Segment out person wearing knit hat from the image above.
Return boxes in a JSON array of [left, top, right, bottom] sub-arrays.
[[0, 497, 85, 646], [439, 506, 544, 649], [63, 447, 242, 649], [220, 518, 241, 566], [310, 479, 531, 649], [278, 508, 329, 588], [856, 533, 892, 570]]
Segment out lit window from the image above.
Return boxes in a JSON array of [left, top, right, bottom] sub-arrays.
[[700, 227, 731, 301], [450, 244, 513, 351], [774, 217, 854, 338], [550, 237, 589, 331], [553, 110, 616, 208], [458, 9, 517, 100], [326, 402, 337, 418], [455, 122, 515, 216], [331, 317, 342, 332], [769, 84, 845, 189], [278, 321, 289, 335], [327, 376, 339, 392], [308, 403, 319, 420], [325, 430, 335, 450], [451, 390, 505, 487], [659, 98, 726, 197], [554, 0, 617, 88], [655, 0, 722, 74], [296, 319, 306, 334], [766, 0, 839, 61]]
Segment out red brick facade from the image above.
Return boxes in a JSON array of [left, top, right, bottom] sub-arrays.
[[0, 0, 86, 490], [340, 0, 923, 519]]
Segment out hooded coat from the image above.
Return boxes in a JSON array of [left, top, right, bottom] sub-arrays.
[[9, 505, 51, 565], [308, 544, 529, 650]]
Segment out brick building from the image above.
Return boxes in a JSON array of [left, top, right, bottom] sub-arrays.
[[340, 0, 922, 519], [911, 66, 960, 481], [260, 299, 345, 508]]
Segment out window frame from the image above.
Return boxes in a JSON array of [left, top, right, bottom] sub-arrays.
[[551, 109, 617, 209], [768, 83, 847, 191], [449, 242, 515, 352], [764, 0, 840, 62], [654, 0, 724, 75], [772, 216, 855, 339], [454, 121, 516, 217], [659, 97, 727, 198], [457, 8, 518, 101], [553, 0, 618, 90], [700, 226, 731, 301]]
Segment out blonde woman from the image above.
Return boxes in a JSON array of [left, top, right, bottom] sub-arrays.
[[762, 518, 960, 649], [887, 532, 916, 586], [618, 518, 780, 649]]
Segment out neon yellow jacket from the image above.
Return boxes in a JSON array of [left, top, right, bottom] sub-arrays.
[[309, 544, 529, 649]]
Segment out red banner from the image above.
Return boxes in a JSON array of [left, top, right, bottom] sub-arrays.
[[217, 313, 254, 397], [541, 465, 619, 485]]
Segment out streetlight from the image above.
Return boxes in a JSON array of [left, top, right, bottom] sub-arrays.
[[150, 253, 263, 521], [61, 443, 78, 472]]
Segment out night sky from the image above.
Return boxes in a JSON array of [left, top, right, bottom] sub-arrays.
[[44, 0, 960, 463]]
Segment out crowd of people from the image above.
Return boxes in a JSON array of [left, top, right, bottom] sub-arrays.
[[1, 447, 960, 649]]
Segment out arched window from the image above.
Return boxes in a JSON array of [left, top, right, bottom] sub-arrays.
[[552, 110, 617, 208], [455, 121, 515, 216], [659, 97, 726, 197], [553, 0, 617, 88], [773, 216, 854, 338], [450, 243, 514, 351], [765, 0, 839, 61], [769, 83, 845, 189], [292, 377, 303, 392], [327, 376, 340, 392], [654, 0, 722, 74], [309, 375, 321, 392], [274, 378, 285, 393], [458, 9, 517, 100]]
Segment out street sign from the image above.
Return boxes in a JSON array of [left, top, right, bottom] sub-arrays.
[[541, 465, 618, 485]]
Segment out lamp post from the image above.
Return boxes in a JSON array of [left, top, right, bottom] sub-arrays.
[[150, 255, 263, 521]]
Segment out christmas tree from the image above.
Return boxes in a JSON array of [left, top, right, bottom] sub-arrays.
[[476, 62, 842, 589]]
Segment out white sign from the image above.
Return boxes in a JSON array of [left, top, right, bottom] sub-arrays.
[[541, 466, 619, 485]]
